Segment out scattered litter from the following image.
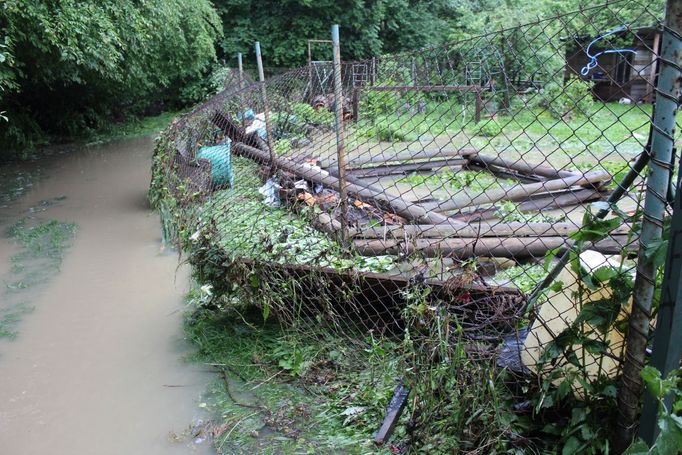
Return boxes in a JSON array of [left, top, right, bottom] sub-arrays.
[[259, 179, 282, 207]]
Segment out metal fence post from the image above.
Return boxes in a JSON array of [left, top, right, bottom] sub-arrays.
[[331, 24, 348, 245], [640, 166, 682, 444], [615, 0, 682, 450], [237, 53, 246, 129], [254, 42, 276, 175]]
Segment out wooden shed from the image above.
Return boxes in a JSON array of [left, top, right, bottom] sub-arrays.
[[565, 27, 660, 103]]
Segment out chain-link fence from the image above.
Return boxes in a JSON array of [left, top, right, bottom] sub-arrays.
[[150, 0, 680, 451]]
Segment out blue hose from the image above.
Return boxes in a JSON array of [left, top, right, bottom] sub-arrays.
[[580, 26, 638, 76]]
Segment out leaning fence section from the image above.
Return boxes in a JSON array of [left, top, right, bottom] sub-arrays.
[[150, 0, 679, 451]]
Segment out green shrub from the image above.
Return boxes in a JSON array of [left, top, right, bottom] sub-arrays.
[[471, 119, 503, 137], [534, 76, 594, 119], [359, 120, 410, 142]]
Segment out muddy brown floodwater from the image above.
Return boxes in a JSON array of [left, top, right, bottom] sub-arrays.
[[0, 138, 213, 454]]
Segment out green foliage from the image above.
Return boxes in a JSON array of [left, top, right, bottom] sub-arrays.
[[625, 367, 682, 455], [531, 203, 639, 453], [494, 263, 546, 294], [401, 298, 526, 453], [360, 86, 402, 121], [471, 119, 504, 137], [183, 298, 401, 453], [358, 120, 411, 142], [290, 102, 334, 127], [0, 0, 222, 154], [198, 158, 394, 273]]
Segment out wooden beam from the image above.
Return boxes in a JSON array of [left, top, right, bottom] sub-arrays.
[[468, 154, 577, 179], [375, 384, 410, 447], [352, 221, 631, 239], [353, 235, 632, 258], [434, 171, 611, 212], [323, 147, 477, 169], [450, 188, 605, 222], [348, 159, 466, 178]]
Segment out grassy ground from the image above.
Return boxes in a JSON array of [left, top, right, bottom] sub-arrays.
[[347, 100, 654, 167]]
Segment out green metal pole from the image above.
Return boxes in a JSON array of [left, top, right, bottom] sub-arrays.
[[640, 168, 682, 444], [615, 0, 682, 450]]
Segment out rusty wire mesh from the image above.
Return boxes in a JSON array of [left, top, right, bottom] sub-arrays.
[[150, 0, 674, 450]]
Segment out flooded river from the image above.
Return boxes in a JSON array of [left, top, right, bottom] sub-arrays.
[[0, 138, 212, 454]]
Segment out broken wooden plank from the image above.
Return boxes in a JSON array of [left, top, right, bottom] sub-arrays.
[[353, 235, 632, 258], [233, 142, 466, 226], [375, 383, 410, 447], [434, 171, 611, 212]]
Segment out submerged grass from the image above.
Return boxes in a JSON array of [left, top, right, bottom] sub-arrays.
[[0, 218, 77, 339]]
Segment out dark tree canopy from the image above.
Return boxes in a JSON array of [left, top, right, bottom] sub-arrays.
[[214, 0, 456, 68]]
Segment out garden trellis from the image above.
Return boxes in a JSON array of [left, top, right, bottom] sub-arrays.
[[150, 0, 682, 451]]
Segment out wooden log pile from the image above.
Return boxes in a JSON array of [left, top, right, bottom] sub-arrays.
[[209, 111, 629, 260]]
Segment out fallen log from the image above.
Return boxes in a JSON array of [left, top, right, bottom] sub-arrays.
[[469, 154, 577, 179], [348, 159, 466, 178], [353, 235, 632, 259], [352, 221, 631, 239], [323, 147, 477, 169], [212, 112, 270, 151], [434, 171, 611, 212], [451, 188, 604, 222], [233, 142, 465, 226]]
